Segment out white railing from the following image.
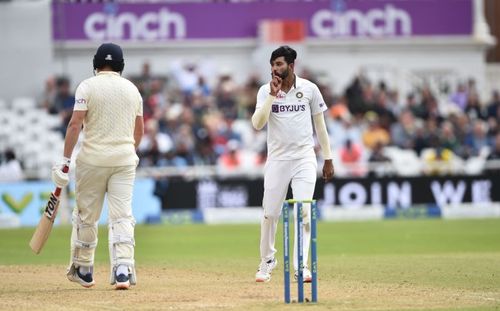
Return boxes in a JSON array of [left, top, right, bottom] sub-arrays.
[[135, 159, 500, 179]]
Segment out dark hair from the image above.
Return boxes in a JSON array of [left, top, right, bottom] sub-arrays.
[[270, 46, 297, 65], [56, 76, 70, 88], [93, 43, 125, 72], [5, 149, 15, 161]]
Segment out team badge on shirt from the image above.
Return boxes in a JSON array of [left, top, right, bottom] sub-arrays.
[[296, 92, 303, 99]]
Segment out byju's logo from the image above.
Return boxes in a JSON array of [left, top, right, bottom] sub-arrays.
[[272, 104, 306, 113]]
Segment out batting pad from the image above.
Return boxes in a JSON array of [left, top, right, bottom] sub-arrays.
[[70, 219, 98, 267], [108, 217, 136, 285]]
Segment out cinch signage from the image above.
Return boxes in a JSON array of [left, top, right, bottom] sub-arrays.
[[84, 8, 186, 40], [311, 5, 411, 37], [52, 0, 472, 42]]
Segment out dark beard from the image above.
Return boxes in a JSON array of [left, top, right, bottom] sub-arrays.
[[278, 68, 289, 79]]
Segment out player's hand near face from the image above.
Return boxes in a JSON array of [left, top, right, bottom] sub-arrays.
[[269, 75, 282, 96], [322, 159, 334, 181]]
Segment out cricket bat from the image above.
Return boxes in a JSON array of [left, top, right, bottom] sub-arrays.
[[29, 166, 69, 254]]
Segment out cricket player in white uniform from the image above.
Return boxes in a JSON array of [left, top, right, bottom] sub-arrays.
[[51, 43, 144, 290], [252, 46, 334, 282]]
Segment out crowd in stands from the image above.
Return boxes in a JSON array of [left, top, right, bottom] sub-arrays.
[[3, 60, 500, 182]]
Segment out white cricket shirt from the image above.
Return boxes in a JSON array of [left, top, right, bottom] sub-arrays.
[[255, 75, 327, 160], [73, 71, 143, 167]]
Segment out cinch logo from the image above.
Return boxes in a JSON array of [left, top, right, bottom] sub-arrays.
[[84, 8, 187, 41], [311, 4, 412, 37], [272, 104, 306, 113]]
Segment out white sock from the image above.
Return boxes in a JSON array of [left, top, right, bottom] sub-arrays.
[[116, 265, 129, 276], [79, 266, 91, 275]]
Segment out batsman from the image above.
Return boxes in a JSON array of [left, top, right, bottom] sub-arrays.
[[252, 46, 334, 282], [51, 43, 144, 289]]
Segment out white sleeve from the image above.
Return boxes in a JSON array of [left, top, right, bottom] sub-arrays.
[[74, 81, 89, 111], [310, 83, 327, 115], [313, 112, 333, 160], [136, 88, 143, 117], [251, 84, 275, 130]]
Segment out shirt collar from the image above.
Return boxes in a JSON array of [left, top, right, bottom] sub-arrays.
[[97, 71, 120, 76], [291, 75, 305, 90], [294, 75, 305, 88]]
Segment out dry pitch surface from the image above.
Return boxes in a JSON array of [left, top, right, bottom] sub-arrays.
[[1, 220, 500, 310], [1, 264, 499, 311]]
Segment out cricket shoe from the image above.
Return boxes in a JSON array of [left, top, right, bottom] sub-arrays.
[[294, 266, 312, 283], [115, 273, 130, 290], [67, 268, 95, 288], [255, 258, 277, 282]]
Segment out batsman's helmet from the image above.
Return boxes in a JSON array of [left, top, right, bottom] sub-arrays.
[[93, 43, 125, 72]]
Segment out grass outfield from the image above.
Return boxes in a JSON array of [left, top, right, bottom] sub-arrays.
[[0, 218, 499, 310]]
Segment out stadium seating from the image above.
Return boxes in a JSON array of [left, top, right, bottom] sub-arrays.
[[0, 97, 64, 180]]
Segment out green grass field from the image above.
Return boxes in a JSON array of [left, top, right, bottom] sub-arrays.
[[1, 218, 499, 310]]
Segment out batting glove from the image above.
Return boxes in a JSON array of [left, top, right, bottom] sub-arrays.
[[51, 157, 70, 188]]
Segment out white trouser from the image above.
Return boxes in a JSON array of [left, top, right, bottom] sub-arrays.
[[259, 157, 317, 271], [69, 160, 136, 272]]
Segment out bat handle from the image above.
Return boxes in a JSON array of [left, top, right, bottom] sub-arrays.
[[54, 165, 70, 196]]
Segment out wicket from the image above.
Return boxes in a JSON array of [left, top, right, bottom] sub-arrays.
[[282, 199, 318, 303]]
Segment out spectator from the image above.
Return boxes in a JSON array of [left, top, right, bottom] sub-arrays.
[[486, 90, 500, 120], [38, 75, 57, 111], [327, 104, 362, 150], [237, 73, 261, 119], [422, 135, 455, 175], [450, 113, 470, 148], [368, 141, 391, 163], [138, 119, 174, 167], [362, 112, 390, 150], [486, 117, 498, 140], [412, 120, 429, 156], [170, 61, 202, 97], [371, 89, 396, 131], [0, 149, 24, 183], [217, 139, 243, 172], [53, 77, 75, 135], [449, 83, 468, 111], [339, 139, 364, 176], [194, 134, 218, 166], [143, 79, 168, 125], [465, 92, 486, 120], [171, 124, 196, 166], [345, 75, 367, 117], [406, 93, 426, 120], [139, 62, 153, 87], [215, 72, 239, 120], [368, 141, 392, 177], [464, 120, 490, 158], [487, 132, 500, 160], [439, 121, 461, 156], [390, 109, 417, 150], [485, 132, 500, 174]]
